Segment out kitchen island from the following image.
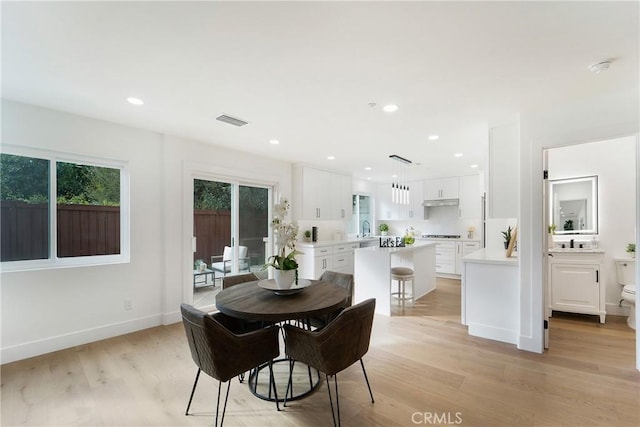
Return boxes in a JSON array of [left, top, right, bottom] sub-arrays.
[[353, 241, 437, 315]]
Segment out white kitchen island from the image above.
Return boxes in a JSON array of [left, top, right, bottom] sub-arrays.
[[353, 241, 437, 315], [461, 249, 519, 345]]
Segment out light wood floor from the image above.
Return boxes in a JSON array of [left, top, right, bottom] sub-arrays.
[[2, 278, 638, 426]]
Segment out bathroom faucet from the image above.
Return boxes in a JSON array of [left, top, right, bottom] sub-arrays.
[[362, 220, 371, 237]]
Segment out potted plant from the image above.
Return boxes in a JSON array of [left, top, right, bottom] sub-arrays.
[[303, 230, 312, 242], [264, 198, 301, 288], [402, 229, 415, 245], [548, 224, 556, 249], [626, 243, 636, 258], [194, 259, 206, 272], [379, 223, 389, 236], [502, 226, 513, 250]]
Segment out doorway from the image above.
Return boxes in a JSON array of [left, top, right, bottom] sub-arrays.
[[543, 136, 637, 366], [192, 177, 271, 308]]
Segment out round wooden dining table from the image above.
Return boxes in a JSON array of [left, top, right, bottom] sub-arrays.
[[215, 279, 348, 323], [215, 278, 349, 402]]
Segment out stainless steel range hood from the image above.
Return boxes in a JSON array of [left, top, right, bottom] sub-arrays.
[[422, 199, 459, 207]]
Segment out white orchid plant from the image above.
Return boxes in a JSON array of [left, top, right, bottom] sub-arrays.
[[265, 198, 301, 271]]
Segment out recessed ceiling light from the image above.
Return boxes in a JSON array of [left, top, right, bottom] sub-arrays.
[[383, 104, 399, 113], [588, 59, 612, 74], [454, 153, 463, 158], [269, 139, 280, 145], [428, 135, 439, 141], [392, 174, 398, 178], [367, 177, 372, 180], [364, 167, 372, 171], [470, 164, 479, 168], [126, 97, 144, 106], [327, 155, 335, 160]]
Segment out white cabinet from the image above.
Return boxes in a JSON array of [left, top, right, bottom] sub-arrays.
[[425, 177, 459, 200], [434, 241, 456, 274], [293, 166, 352, 221], [297, 242, 359, 279], [458, 175, 481, 219], [548, 252, 605, 323], [456, 241, 481, 274], [331, 173, 353, 220]]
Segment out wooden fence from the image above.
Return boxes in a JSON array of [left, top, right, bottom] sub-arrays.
[[1, 201, 120, 261]]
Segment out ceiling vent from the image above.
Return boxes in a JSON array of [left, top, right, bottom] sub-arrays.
[[216, 114, 249, 127]]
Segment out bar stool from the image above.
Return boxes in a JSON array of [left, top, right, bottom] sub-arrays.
[[391, 266, 414, 306]]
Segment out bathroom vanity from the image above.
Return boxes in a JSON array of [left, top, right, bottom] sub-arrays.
[[547, 249, 606, 323]]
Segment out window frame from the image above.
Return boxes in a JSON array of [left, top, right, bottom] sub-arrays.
[[1, 145, 130, 271]]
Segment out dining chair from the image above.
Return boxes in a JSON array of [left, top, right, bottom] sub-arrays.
[[180, 303, 280, 426], [308, 270, 354, 329], [222, 272, 258, 289], [283, 298, 376, 427]]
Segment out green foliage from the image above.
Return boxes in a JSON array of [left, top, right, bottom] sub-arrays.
[[626, 243, 636, 254], [379, 223, 389, 232], [0, 154, 49, 203], [265, 251, 300, 271], [1, 154, 120, 206], [193, 180, 268, 211], [502, 226, 513, 243], [548, 224, 556, 234]]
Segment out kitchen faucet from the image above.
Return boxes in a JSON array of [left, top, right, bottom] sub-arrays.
[[362, 220, 371, 237]]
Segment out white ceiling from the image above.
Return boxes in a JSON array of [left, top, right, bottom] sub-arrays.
[[2, 1, 638, 182]]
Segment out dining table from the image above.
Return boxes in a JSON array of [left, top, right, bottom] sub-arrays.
[[215, 278, 349, 402]]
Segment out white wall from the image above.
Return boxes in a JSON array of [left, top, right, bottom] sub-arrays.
[[0, 100, 292, 363], [548, 137, 636, 316]]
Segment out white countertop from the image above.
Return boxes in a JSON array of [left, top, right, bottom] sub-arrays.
[[296, 237, 377, 248], [355, 240, 436, 254], [548, 248, 605, 254], [462, 248, 518, 266]]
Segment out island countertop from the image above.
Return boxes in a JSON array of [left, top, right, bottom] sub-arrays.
[[462, 248, 518, 266]]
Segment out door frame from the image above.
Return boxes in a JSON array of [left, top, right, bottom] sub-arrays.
[[182, 161, 280, 311]]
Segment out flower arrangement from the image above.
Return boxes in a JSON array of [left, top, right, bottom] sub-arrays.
[[265, 198, 300, 271], [626, 243, 636, 257]]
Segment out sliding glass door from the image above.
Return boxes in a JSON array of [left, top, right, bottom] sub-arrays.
[[193, 178, 270, 295]]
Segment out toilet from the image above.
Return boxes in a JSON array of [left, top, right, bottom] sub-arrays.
[[615, 259, 636, 330]]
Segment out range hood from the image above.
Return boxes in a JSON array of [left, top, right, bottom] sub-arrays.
[[422, 199, 459, 207]]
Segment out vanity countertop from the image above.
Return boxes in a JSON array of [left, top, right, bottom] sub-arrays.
[[549, 248, 605, 254]]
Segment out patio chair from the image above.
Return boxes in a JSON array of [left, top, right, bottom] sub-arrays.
[[210, 245, 250, 279]]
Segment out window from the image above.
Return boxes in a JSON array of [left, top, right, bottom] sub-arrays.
[[1, 148, 129, 270]]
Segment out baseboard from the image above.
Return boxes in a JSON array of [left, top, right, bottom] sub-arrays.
[[606, 302, 631, 317], [467, 322, 518, 345], [1, 314, 162, 365]]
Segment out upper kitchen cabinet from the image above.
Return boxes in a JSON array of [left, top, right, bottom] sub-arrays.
[[425, 177, 459, 200], [293, 166, 352, 221], [488, 122, 519, 218], [458, 175, 482, 219]]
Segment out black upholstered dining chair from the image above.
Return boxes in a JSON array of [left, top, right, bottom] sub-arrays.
[[222, 272, 259, 289], [308, 270, 354, 329], [283, 298, 376, 426], [180, 303, 280, 426]]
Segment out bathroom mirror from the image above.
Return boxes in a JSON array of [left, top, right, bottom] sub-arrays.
[[549, 175, 598, 234]]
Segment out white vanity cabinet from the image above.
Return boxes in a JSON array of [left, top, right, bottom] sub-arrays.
[[548, 251, 606, 323], [293, 166, 352, 221], [297, 241, 359, 279], [425, 177, 459, 200]]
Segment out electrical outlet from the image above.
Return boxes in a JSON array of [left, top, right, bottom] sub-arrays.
[[124, 298, 133, 311]]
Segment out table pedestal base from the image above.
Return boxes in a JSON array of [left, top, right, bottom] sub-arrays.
[[248, 358, 321, 402]]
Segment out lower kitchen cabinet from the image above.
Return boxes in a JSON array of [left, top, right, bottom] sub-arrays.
[[297, 242, 359, 280], [548, 251, 605, 323], [432, 240, 481, 276], [456, 241, 481, 274]]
